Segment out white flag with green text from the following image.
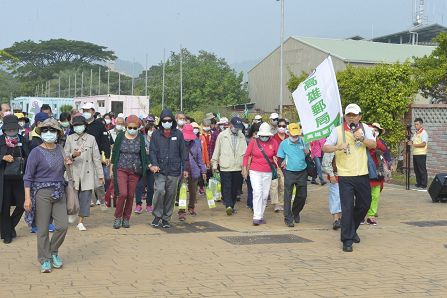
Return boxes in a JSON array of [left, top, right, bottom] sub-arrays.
[[292, 56, 342, 142]]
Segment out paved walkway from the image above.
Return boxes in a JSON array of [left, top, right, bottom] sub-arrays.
[[1, 183, 447, 297]]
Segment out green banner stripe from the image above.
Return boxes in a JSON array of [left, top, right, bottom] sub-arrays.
[[303, 115, 341, 142]]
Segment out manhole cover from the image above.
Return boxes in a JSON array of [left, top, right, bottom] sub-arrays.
[[403, 220, 447, 227], [219, 234, 312, 245], [162, 221, 233, 234]]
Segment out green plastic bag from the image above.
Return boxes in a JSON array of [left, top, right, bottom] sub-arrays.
[[206, 187, 216, 209], [215, 181, 222, 202], [178, 182, 188, 210]]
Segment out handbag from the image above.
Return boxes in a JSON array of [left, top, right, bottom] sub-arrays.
[[4, 146, 25, 177], [65, 164, 80, 215], [255, 139, 278, 180], [300, 139, 317, 178]]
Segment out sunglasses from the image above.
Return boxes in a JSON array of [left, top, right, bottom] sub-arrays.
[[41, 127, 58, 133], [278, 125, 287, 128], [271, 118, 279, 121], [161, 119, 172, 123], [127, 126, 139, 130]]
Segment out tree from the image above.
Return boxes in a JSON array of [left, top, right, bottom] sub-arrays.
[[60, 105, 73, 113], [287, 63, 417, 152], [413, 33, 447, 104], [337, 63, 417, 151], [136, 49, 248, 112]]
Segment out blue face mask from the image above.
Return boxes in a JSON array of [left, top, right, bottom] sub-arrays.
[[41, 132, 58, 143], [127, 128, 138, 135], [83, 112, 92, 120], [74, 125, 85, 135], [259, 136, 270, 142]]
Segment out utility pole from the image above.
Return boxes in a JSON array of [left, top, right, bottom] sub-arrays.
[[278, 0, 285, 116], [162, 48, 166, 109], [118, 72, 121, 95], [98, 66, 101, 95], [81, 72, 84, 96], [90, 69, 93, 96], [180, 45, 183, 111], [58, 76, 61, 97], [107, 69, 110, 94], [74, 73, 77, 97], [68, 75, 71, 97]]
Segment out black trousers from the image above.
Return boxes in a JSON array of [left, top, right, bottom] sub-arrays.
[[0, 178, 25, 240], [413, 155, 428, 187], [283, 170, 308, 223], [338, 175, 371, 246], [220, 171, 242, 209]]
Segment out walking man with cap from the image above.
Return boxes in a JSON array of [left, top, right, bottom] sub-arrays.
[[277, 123, 309, 227], [211, 117, 247, 215], [323, 103, 376, 252]]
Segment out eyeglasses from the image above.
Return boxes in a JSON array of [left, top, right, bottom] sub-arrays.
[[41, 127, 57, 133], [278, 125, 287, 128], [161, 119, 172, 123]]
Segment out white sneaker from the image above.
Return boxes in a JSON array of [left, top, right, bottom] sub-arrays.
[[76, 223, 87, 231], [96, 200, 101, 206], [68, 215, 77, 224], [100, 204, 108, 211]]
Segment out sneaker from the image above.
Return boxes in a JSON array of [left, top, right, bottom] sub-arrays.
[[294, 214, 300, 223], [51, 255, 63, 269], [236, 196, 241, 202], [274, 205, 284, 212], [96, 199, 101, 206], [134, 205, 143, 214], [151, 217, 161, 227], [76, 223, 87, 231], [113, 218, 122, 229], [162, 220, 171, 228], [68, 215, 77, 224], [332, 219, 341, 230], [90, 202, 95, 207], [199, 186, 205, 195], [146, 205, 153, 213], [30, 226, 38, 233], [175, 201, 179, 206], [320, 181, 327, 186], [48, 224, 55, 232], [226, 207, 233, 216], [367, 218, 377, 226], [360, 219, 366, 225], [188, 208, 197, 216], [122, 219, 130, 228], [40, 261, 52, 273], [285, 220, 294, 228], [252, 219, 262, 226], [311, 181, 319, 185], [178, 213, 186, 221]]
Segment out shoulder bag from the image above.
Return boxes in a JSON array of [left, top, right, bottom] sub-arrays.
[[255, 138, 278, 180], [4, 146, 25, 178]]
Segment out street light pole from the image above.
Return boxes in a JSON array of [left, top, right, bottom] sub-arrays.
[[279, 0, 285, 117]]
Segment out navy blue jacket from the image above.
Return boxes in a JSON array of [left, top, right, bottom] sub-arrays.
[[149, 109, 188, 177]]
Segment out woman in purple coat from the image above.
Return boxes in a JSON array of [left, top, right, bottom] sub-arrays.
[[178, 124, 207, 221]]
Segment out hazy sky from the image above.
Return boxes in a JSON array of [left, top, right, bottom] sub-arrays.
[[1, 0, 446, 68]]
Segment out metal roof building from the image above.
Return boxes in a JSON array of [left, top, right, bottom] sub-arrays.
[[372, 23, 447, 45], [248, 37, 436, 113]]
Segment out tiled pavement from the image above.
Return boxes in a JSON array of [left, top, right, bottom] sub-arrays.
[[1, 183, 447, 297]]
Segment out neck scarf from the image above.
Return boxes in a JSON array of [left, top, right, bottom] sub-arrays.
[[5, 136, 19, 148]]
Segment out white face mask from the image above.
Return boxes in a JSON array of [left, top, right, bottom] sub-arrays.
[[177, 119, 185, 127], [277, 127, 286, 134], [289, 136, 299, 143], [105, 119, 111, 125], [193, 128, 200, 135], [115, 124, 124, 131]]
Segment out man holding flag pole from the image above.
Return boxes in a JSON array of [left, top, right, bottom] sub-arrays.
[[292, 56, 376, 252]]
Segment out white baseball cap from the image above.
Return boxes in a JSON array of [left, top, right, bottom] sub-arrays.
[[345, 104, 361, 115], [117, 113, 125, 119], [81, 102, 95, 110], [270, 112, 279, 119], [254, 115, 262, 120], [217, 117, 229, 124]]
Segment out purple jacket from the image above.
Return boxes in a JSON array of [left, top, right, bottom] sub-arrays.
[[186, 140, 206, 179]]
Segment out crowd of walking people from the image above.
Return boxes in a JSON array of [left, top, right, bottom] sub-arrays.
[[1, 99, 422, 272]]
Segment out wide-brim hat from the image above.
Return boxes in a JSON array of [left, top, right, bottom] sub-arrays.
[[257, 122, 273, 136], [2, 115, 21, 131], [182, 124, 197, 141], [372, 122, 385, 135], [36, 118, 63, 136], [204, 112, 215, 121]]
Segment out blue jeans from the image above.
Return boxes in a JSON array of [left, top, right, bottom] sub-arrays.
[[312, 157, 324, 183], [328, 182, 341, 215], [135, 170, 155, 206], [103, 165, 111, 191]]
